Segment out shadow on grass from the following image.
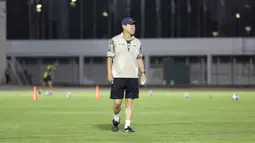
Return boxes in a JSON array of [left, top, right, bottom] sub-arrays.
[[94, 123, 111, 131], [94, 123, 124, 131]]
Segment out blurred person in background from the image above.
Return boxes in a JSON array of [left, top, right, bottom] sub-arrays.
[[4, 64, 11, 84], [42, 64, 57, 88]]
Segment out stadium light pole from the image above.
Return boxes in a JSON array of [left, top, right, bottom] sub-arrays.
[[93, 0, 97, 38], [49, 0, 52, 39], [202, 0, 208, 37], [235, 12, 240, 36], [80, 0, 83, 39], [170, 0, 175, 37], [107, 0, 112, 38], [155, 0, 161, 37], [217, 0, 225, 37], [177, 0, 181, 37], [187, 0, 192, 37], [35, 3, 42, 39], [126, 0, 131, 16], [27, 0, 33, 39], [41, 0, 45, 39], [197, 0, 201, 37], [141, 0, 145, 38]]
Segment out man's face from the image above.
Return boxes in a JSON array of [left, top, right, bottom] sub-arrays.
[[123, 24, 136, 35]]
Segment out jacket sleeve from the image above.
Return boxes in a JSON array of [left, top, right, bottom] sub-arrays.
[[107, 39, 115, 58], [137, 43, 143, 59]]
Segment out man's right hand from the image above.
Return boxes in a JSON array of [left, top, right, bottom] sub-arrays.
[[108, 74, 114, 83]]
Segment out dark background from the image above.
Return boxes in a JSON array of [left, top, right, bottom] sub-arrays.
[[6, 0, 255, 39]]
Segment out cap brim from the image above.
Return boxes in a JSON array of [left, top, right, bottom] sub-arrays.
[[122, 20, 136, 25], [125, 21, 136, 25], [130, 20, 136, 24]]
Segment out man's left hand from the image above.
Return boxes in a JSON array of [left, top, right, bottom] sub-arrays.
[[140, 73, 147, 85]]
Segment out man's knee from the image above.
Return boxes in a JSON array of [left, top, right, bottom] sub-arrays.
[[48, 81, 52, 87], [114, 99, 122, 107], [125, 99, 134, 108]]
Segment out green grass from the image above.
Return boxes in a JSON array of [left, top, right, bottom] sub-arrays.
[[0, 89, 255, 143]]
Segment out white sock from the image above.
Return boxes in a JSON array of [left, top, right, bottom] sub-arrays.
[[124, 120, 131, 128], [113, 114, 120, 122]]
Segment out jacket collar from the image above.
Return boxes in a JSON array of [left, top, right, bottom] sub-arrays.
[[120, 32, 135, 40]]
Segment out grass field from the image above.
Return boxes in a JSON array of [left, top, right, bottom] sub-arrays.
[[0, 88, 255, 143]]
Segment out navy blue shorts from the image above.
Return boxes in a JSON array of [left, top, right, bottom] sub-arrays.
[[43, 75, 52, 83], [110, 78, 139, 99]]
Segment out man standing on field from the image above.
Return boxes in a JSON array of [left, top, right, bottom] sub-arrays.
[[107, 17, 147, 132]]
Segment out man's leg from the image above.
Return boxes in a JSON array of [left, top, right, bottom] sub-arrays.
[[48, 81, 53, 88], [47, 76, 53, 88], [124, 99, 134, 131], [110, 78, 125, 132], [42, 77, 49, 87], [111, 99, 122, 131], [113, 99, 122, 122], [123, 78, 139, 132], [41, 79, 47, 93]]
